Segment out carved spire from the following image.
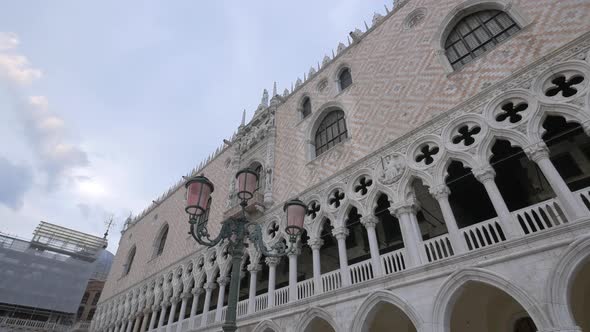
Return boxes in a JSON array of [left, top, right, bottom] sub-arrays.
[[272, 81, 277, 97], [337, 42, 346, 54], [260, 89, 269, 108], [240, 109, 246, 127]]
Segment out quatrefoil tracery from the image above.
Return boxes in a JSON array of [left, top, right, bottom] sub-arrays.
[[452, 125, 481, 147], [497, 101, 528, 124], [354, 176, 373, 196], [307, 201, 321, 219], [415, 144, 440, 165], [329, 190, 346, 208], [267, 222, 280, 239], [545, 74, 585, 98]]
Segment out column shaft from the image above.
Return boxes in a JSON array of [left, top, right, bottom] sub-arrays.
[[247, 270, 258, 314], [311, 246, 322, 294], [214, 281, 227, 322], [148, 309, 157, 331], [431, 186, 468, 254], [157, 305, 166, 328], [200, 288, 213, 327], [267, 261, 277, 308], [364, 223, 383, 276], [288, 254, 297, 302]]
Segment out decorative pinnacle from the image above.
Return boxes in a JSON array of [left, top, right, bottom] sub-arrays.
[[272, 82, 277, 97], [241, 109, 246, 126]]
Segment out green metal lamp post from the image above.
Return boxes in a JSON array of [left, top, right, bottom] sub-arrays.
[[184, 169, 305, 332]]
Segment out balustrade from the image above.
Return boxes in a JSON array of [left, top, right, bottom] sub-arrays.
[[349, 260, 374, 285], [274, 286, 289, 307], [236, 299, 248, 317], [461, 218, 506, 250], [513, 198, 567, 235], [576, 187, 590, 211], [297, 278, 315, 300], [381, 248, 406, 275], [423, 235, 454, 262], [321, 270, 342, 293]]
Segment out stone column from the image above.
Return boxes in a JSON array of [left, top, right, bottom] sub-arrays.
[[288, 252, 299, 302], [473, 166, 520, 238], [166, 298, 178, 329], [360, 216, 383, 277], [148, 306, 158, 331], [526, 143, 588, 220], [120, 321, 128, 332], [177, 293, 190, 323], [391, 203, 425, 267], [247, 264, 260, 314], [308, 238, 323, 295], [266, 257, 279, 308], [214, 278, 228, 322], [332, 226, 351, 286], [200, 283, 216, 327], [140, 311, 149, 332], [157, 303, 167, 328], [189, 288, 202, 318], [429, 185, 468, 254], [132, 316, 141, 332]]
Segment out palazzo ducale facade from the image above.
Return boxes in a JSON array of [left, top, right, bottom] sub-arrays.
[[91, 0, 590, 331]]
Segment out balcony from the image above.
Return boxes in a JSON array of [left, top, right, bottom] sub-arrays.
[[143, 186, 590, 332], [223, 191, 265, 219]]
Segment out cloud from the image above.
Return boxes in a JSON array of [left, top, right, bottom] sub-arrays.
[[0, 33, 89, 190], [0, 157, 33, 210], [0, 32, 42, 84]]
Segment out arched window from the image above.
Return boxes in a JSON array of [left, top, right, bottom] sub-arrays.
[[155, 225, 169, 257], [445, 10, 520, 70], [314, 110, 348, 157], [338, 68, 353, 91], [301, 97, 312, 119], [254, 163, 263, 192], [123, 246, 136, 276]]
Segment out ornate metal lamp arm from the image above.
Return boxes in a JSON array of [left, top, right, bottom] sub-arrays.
[[189, 218, 232, 248], [246, 223, 294, 257]]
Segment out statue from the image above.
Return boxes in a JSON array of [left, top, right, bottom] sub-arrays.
[[378, 154, 406, 185]]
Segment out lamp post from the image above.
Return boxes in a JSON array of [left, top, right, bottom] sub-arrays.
[[184, 168, 305, 332]]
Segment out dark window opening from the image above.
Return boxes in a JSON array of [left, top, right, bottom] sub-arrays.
[[445, 10, 520, 70], [314, 110, 348, 157], [446, 160, 497, 228], [156, 225, 169, 257], [302, 97, 312, 119], [412, 179, 448, 241], [514, 317, 537, 332], [319, 219, 340, 274], [374, 194, 404, 254], [345, 207, 370, 265], [339, 68, 353, 90]]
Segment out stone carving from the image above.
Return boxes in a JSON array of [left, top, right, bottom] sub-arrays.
[[378, 154, 406, 185], [265, 168, 273, 190]]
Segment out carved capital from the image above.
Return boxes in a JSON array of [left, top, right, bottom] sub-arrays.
[[473, 166, 496, 183], [429, 185, 451, 200], [308, 238, 324, 250], [192, 288, 204, 296], [180, 292, 192, 300], [332, 226, 349, 239], [265, 256, 281, 267], [217, 277, 229, 286], [360, 215, 379, 228], [203, 282, 217, 291], [524, 142, 550, 162], [247, 263, 261, 273], [389, 202, 417, 218]]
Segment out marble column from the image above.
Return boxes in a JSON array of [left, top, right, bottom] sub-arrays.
[[332, 226, 351, 286], [148, 306, 158, 331], [391, 203, 426, 267], [429, 185, 468, 254], [139, 311, 150, 332], [308, 238, 323, 295], [526, 142, 588, 220], [266, 257, 280, 308], [473, 166, 520, 237], [189, 288, 202, 318], [157, 303, 167, 328], [200, 282, 216, 327], [214, 278, 228, 322], [360, 216, 383, 276], [177, 292, 190, 323], [166, 298, 178, 328], [247, 264, 260, 314]]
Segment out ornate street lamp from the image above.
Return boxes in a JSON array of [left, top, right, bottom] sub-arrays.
[[184, 168, 305, 332]]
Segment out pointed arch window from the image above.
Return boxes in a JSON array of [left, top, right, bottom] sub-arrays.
[[315, 110, 348, 157], [445, 10, 520, 70], [338, 68, 353, 91], [155, 225, 169, 257], [301, 97, 312, 119], [123, 246, 136, 276]]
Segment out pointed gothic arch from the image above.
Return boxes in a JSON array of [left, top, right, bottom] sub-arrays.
[[252, 320, 282, 332], [432, 267, 551, 332], [350, 290, 423, 332], [295, 307, 339, 332]]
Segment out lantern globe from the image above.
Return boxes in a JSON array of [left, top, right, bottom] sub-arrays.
[[284, 198, 306, 237], [185, 175, 214, 217], [235, 168, 258, 201]]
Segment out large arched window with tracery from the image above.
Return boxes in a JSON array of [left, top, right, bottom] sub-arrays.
[[155, 224, 169, 257], [314, 110, 348, 157], [445, 9, 520, 70]]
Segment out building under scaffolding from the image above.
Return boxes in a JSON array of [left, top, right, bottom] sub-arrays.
[[0, 222, 111, 331]]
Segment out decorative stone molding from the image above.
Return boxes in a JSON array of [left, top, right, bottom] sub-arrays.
[[473, 165, 496, 183], [429, 185, 451, 200]]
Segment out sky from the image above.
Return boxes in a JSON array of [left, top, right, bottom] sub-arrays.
[[0, 0, 391, 251]]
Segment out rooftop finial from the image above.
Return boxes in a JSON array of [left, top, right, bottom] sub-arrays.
[[241, 109, 246, 126], [260, 89, 269, 108], [272, 82, 277, 97]]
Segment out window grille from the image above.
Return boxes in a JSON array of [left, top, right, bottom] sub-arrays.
[[445, 10, 520, 70], [339, 68, 353, 90], [314, 110, 348, 157], [302, 97, 311, 119]]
